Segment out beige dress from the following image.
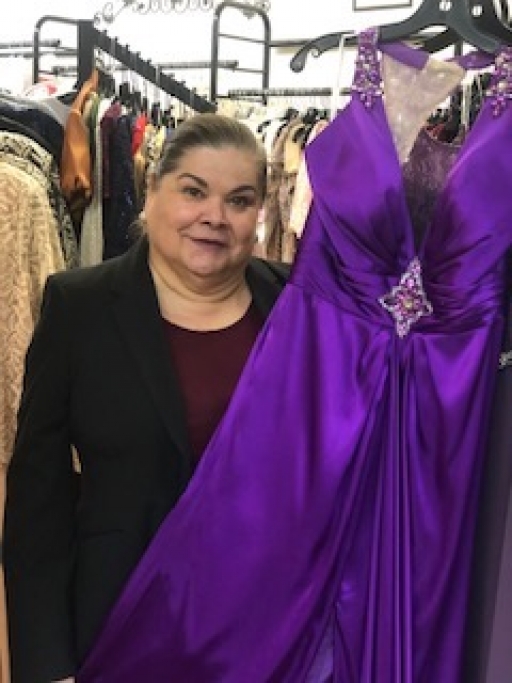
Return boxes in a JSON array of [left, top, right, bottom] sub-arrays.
[[0, 155, 66, 683]]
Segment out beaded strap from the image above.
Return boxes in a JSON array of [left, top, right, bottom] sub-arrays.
[[486, 47, 512, 117], [351, 27, 383, 109]]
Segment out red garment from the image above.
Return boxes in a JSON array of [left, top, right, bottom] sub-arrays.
[[131, 114, 148, 156], [163, 302, 263, 465]]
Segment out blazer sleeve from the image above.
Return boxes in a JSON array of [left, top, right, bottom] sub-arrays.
[[4, 275, 79, 682]]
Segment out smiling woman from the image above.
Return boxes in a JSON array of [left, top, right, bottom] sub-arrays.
[[145, 146, 264, 326], [3, 113, 290, 683], [140, 114, 269, 330]]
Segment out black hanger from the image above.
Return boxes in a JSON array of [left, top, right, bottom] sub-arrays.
[[422, 0, 512, 51], [290, 28, 455, 74], [281, 107, 299, 122], [290, 33, 357, 74], [475, 0, 512, 45], [98, 69, 116, 98], [289, 1, 510, 77], [379, 0, 501, 54]]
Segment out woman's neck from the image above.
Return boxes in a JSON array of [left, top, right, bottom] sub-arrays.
[[148, 257, 252, 331]]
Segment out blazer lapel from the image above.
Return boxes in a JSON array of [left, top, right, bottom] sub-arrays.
[[109, 237, 192, 480], [107, 244, 288, 483], [246, 258, 289, 317]]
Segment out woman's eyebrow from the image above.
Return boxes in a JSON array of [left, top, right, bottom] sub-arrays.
[[228, 185, 257, 194], [177, 173, 207, 187]]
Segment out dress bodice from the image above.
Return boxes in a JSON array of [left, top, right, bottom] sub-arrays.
[[293, 29, 512, 339]]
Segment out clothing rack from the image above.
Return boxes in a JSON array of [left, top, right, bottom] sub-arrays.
[[0, 39, 61, 50], [210, 0, 270, 104], [45, 60, 239, 77], [226, 87, 350, 99], [33, 15, 216, 113], [0, 39, 75, 60], [159, 59, 238, 71]]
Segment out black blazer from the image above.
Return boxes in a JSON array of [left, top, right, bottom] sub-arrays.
[[4, 237, 289, 683]]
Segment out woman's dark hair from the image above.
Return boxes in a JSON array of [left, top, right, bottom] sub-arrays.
[[153, 113, 267, 199]]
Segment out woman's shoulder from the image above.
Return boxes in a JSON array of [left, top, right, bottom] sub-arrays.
[[47, 255, 123, 295], [48, 238, 146, 297], [248, 257, 291, 287]]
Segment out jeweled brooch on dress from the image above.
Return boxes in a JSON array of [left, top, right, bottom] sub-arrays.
[[379, 257, 433, 337]]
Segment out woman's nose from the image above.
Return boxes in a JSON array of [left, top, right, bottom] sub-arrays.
[[201, 196, 227, 226]]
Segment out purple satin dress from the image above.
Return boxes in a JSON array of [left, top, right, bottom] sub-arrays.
[[78, 31, 512, 683]]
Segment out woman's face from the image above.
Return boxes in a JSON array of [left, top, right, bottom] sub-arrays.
[[144, 145, 263, 287]]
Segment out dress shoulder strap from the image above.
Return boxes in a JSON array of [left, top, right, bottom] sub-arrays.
[[351, 28, 383, 110]]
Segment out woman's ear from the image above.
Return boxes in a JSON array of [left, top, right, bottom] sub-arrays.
[[146, 170, 158, 196]]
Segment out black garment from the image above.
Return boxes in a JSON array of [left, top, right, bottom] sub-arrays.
[[102, 114, 138, 260], [462, 271, 512, 682], [0, 98, 63, 163], [3, 235, 289, 683]]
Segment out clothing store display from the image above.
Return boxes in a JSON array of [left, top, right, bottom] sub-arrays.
[[77, 29, 512, 682]]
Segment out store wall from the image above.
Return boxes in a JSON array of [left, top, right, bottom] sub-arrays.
[[0, 1, 510, 103], [0, 0, 422, 97]]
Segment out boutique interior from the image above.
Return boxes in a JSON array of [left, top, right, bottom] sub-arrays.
[[1, 0, 512, 681]]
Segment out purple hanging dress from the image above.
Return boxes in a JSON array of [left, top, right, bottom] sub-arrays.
[[78, 30, 512, 683]]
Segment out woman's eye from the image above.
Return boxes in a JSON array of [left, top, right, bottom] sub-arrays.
[[229, 195, 254, 209], [182, 186, 203, 198]]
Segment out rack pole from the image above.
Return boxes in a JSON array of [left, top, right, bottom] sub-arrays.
[[33, 15, 80, 84]]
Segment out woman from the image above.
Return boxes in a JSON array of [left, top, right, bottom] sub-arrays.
[[3, 113, 288, 683]]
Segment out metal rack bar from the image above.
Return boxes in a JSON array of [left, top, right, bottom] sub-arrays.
[[32, 16, 216, 113], [217, 32, 267, 45], [46, 60, 239, 77], [33, 16, 81, 85], [0, 39, 61, 50], [2, 47, 76, 60], [227, 87, 351, 97], [233, 67, 267, 75], [77, 21, 215, 112], [158, 59, 238, 70], [211, 0, 270, 104]]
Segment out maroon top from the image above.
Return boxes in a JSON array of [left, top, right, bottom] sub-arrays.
[[163, 302, 264, 466]]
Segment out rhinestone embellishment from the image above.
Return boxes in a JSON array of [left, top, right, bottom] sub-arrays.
[[351, 27, 382, 109], [486, 47, 512, 117], [499, 350, 512, 370], [379, 258, 433, 338]]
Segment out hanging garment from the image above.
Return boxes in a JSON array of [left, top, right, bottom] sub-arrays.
[[102, 113, 138, 260], [80, 97, 112, 267], [0, 132, 79, 268], [462, 275, 512, 683], [60, 70, 99, 227], [78, 31, 512, 683], [0, 152, 67, 471]]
